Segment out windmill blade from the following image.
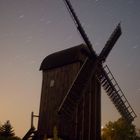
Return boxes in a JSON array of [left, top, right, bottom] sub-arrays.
[[63, 0, 97, 58], [62, 0, 137, 123], [99, 23, 122, 62], [58, 58, 97, 118], [96, 65, 137, 123], [63, 0, 122, 63], [59, 0, 98, 118], [58, 58, 137, 123]]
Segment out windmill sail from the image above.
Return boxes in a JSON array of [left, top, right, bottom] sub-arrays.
[[99, 23, 122, 62], [58, 57, 137, 123], [63, 0, 96, 58], [60, 0, 136, 123], [96, 65, 137, 123]]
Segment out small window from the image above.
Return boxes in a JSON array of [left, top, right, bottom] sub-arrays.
[[50, 80, 55, 87]]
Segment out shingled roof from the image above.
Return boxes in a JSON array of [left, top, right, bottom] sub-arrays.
[[40, 44, 90, 70]]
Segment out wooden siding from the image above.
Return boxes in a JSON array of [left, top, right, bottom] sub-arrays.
[[38, 63, 101, 140], [76, 75, 101, 140], [38, 62, 81, 138]]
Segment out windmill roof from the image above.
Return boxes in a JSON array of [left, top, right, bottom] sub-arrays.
[[40, 44, 90, 70]]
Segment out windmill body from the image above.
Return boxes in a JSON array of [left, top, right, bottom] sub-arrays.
[[38, 44, 101, 140], [37, 0, 136, 139]]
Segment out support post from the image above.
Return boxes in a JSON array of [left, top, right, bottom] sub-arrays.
[[31, 112, 39, 128], [31, 112, 34, 128]]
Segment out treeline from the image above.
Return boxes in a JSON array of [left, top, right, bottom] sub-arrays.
[[0, 120, 21, 140], [1, 118, 140, 140]]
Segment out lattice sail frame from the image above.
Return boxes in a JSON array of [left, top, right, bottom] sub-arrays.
[[59, 0, 137, 123], [97, 65, 137, 122]]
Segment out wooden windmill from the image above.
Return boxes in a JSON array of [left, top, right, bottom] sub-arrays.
[[27, 0, 137, 140]]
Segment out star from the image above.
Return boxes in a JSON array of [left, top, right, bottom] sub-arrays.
[[132, 45, 139, 49], [18, 14, 25, 19]]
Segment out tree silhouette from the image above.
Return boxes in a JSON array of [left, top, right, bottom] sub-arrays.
[[0, 120, 15, 138], [101, 118, 139, 140]]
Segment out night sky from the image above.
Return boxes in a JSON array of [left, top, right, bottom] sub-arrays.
[[0, 0, 140, 137]]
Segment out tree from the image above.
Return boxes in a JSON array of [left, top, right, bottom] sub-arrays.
[[102, 118, 139, 140], [0, 120, 21, 140], [0, 136, 21, 140], [0, 120, 15, 137]]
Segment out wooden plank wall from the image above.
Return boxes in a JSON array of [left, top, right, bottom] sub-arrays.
[[37, 62, 101, 140], [37, 62, 81, 138], [76, 76, 101, 140]]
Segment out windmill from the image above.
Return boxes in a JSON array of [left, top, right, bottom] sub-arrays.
[[57, 0, 137, 139], [23, 0, 137, 140]]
